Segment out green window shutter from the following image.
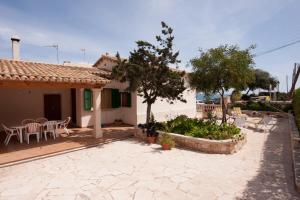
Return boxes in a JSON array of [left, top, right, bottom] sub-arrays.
[[111, 89, 120, 108], [127, 92, 131, 107], [84, 89, 92, 111]]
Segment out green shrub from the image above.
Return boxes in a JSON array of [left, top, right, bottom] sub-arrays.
[[293, 88, 300, 130], [157, 115, 241, 140], [232, 101, 278, 112], [159, 133, 175, 148], [231, 90, 242, 103], [161, 115, 205, 135]]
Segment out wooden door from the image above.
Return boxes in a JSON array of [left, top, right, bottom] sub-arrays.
[[44, 94, 62, 120]]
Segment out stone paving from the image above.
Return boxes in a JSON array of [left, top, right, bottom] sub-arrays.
[[0, 117, 299, 200]]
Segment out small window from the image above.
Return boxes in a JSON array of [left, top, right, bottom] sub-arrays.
[[101, 88, 121, 109], [121, 92, 131, 107], [111, 89, 121, 108], [84, 89, 93, 111], [101, 88, 112, 109]]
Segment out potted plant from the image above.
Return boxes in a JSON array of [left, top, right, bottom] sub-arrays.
[[146, 123, 158, 144], [137, 123, 159, 144], [159, 133, 175, 150]]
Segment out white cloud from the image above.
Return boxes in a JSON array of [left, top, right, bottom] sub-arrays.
[[0, 0, 297, 80]]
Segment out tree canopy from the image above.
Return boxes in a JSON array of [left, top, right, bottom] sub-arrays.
[[112, 22, 186, 125], [247, 68, 279, 93], [189, 44, 255, 122]]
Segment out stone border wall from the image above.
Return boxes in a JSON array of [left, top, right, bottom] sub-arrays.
[[288, 114, 300, 191], [134, 129, 246, 154], [241, 110, 288, 118]]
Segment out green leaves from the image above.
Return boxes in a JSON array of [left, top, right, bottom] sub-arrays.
[[111, 22, 186, 124], [189, 44, 255, 123], [189, 44, 255, 94], [157, 115, 241, 140], [293, 88, 300, 131], [248, 69, 279, 92]]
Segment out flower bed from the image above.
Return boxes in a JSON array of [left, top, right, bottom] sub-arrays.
[[135, 115, 246, 154], [156, 115, 242, 140], [134, 129, 246, 154]]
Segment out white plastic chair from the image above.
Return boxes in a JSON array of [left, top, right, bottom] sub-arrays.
[[256, 115, 272, 132], [212, 107, 223, 119], [234, 116, 247, 128], [58, 117, 71, 135], [35, 117, 48, 124], [21, 119, 35, 126], [36, 117, 48, 134], [25, 123, 41, 144], [2, 124, 19, 146], [43, 121, 57, 141]]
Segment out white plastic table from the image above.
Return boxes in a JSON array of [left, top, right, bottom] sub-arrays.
[[10, 125, 25, 143], [11, 121, 62, 144]]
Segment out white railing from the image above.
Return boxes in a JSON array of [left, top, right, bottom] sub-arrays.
[[196, 104, 222, 118], [196, 104, 221, 112]]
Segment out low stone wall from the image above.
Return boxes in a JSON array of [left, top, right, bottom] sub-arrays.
[[241, 110, 288, 118], [134, 129, 246, 154], [288, 114, 300, 191]]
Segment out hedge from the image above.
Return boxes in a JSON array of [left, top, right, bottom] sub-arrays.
[[293, 88, 300, 130], [233, 101, 278, 112]]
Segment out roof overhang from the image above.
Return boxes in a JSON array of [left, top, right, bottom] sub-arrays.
[[0, 80, 106, 89], [0, 59, 111, 89]]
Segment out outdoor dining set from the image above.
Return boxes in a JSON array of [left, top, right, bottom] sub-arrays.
[[2, 117, 71, 146]]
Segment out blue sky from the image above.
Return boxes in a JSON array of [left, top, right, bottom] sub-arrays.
[[0, 0, 299, 91]]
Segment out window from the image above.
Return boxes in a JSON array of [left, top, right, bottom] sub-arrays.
[[111, 89, 121, 108], [121, 92, 131, 107], [101, 88, 121, 109], [101, 88, 112, 109], [83, 89, 92, 111]]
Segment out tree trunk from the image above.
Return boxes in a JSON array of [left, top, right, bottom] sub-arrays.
[[221, 94, 227, 123], [146, 102, 152, 125]]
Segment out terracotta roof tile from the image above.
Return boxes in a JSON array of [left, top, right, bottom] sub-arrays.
[[93, 54, 185, 73], [0, 59, 111, 85]]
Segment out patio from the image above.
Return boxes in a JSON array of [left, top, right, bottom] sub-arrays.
[[0, 125, 136, 166], [0, 116, 299, 200]]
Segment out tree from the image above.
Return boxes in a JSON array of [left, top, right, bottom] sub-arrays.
[[231, 90, 242, 103], [112, 22, 186, 125], [247, 69, 279, 94], [189, 45, 255, 123]]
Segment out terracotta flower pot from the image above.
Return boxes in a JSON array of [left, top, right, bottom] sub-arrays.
[[147, 136, 156, 144], [162, 143, 171, 150]]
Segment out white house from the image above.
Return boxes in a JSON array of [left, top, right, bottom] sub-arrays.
[[92, 53, 197, 125], [0, 37, 196, 137]]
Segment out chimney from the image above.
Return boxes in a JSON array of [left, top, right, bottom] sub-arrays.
[[11, 35, 20, 60]]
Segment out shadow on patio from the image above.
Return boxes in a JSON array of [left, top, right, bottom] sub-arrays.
[[237, 117, 300, 199], [0, 125, 136, 166]]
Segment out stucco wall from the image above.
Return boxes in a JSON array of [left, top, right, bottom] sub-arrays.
[[94, 56, 196, 125], [0, 88, 71, 128], [76, 80, 137, 128], [93, 55, 196, 125], [137, 87, 197, 124]]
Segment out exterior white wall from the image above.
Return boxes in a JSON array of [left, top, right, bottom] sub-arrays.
[[0, 88, 71, 128], [93, 56, 197, 125], [136, 87, 197, 124], [76, 80, 137, 128], [82, 57, 138, 127]]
